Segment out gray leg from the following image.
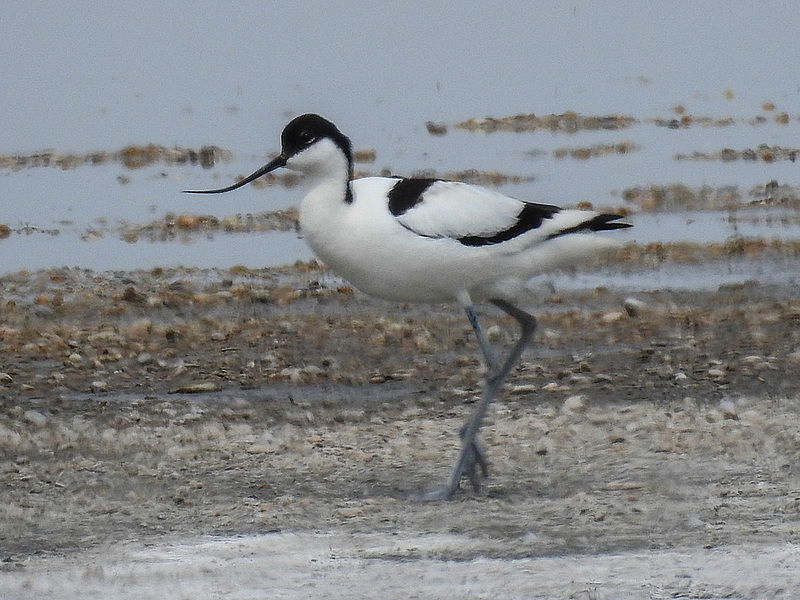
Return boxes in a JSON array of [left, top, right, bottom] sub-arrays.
[[463, 304, 501, 374], [419, 299, 537, 500], [458, 305, 499, 490]]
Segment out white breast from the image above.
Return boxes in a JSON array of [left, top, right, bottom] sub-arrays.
[[299, 177, 622, 304]]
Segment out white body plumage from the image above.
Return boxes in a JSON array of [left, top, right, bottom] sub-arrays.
[[292, 137, 625, 303]]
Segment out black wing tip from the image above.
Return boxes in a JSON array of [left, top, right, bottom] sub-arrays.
[[546, 213, 631, 241], [588, 214, 633, 232]]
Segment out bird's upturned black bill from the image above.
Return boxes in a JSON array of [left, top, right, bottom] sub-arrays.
[[183, 154, 287, 194]]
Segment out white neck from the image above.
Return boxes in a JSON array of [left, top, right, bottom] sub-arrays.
[[286, 138, 351, 184], [291, 138, 354, 259]]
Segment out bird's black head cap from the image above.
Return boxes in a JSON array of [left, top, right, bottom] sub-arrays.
[[282, 114, 353, 171], [184, 113, 354, 196]]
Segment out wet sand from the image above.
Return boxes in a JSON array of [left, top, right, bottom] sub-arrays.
[[2, 262, 800, 597]]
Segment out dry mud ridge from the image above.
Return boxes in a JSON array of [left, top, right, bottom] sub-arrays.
[[1, 266, 800, 598]]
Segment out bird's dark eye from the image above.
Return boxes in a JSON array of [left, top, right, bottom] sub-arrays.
[[299, 130, 316, 145]]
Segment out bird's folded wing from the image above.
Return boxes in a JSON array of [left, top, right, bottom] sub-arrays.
[[392, 180, 563, 244]]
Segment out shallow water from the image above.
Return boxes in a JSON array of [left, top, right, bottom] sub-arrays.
[[2, 3, 799, 287]]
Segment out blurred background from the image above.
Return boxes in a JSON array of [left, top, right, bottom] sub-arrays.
[[1, 1, 799, 281]]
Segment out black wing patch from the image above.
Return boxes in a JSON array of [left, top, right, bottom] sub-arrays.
[[547, 214, 631, 240], [387, 178, 437, 216], [458, 203, 561, 247]]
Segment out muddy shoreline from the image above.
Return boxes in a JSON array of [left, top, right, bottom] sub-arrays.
[[2, 263, 800, 595]]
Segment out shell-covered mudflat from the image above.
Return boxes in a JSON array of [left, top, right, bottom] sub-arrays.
[[1, 263, 799, 571]]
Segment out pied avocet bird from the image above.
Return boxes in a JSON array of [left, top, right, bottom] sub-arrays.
[[186, 113, 631, 499]]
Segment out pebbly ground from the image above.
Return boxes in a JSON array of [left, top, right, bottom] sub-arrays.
[[1, 264, 800, 598]]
